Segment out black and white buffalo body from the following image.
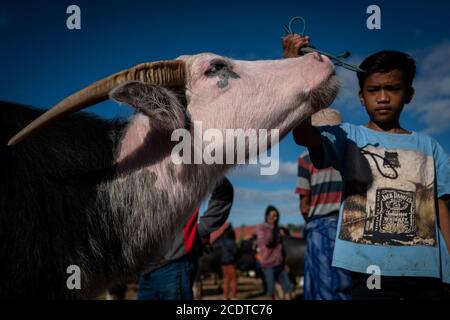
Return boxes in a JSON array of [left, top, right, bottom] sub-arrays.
[[1, 51, 337, 298]]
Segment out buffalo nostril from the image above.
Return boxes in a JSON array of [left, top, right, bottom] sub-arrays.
[[311, 52, 323, 62]]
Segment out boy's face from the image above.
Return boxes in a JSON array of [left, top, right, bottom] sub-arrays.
[[359, 69, 414, 124]]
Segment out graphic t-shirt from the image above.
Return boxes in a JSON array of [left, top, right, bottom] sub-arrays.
[[309, 123, 450, 282]]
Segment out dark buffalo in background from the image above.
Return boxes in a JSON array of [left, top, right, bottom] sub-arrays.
[[196, 232, 307, 297], [283, 236, 307, 277]]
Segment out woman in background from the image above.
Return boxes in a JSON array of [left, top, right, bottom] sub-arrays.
[[256, 205, 293, 300]]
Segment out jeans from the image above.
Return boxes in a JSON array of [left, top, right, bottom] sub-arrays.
[[137, 253, 197, 300], [304, 213, 352, 300], [262, 265, 293, 297]]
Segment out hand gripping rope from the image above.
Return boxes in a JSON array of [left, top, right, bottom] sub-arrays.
[[284, 16, 366, 73]]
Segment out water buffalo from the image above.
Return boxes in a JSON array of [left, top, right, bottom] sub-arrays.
[[1, 51, 337, 298]]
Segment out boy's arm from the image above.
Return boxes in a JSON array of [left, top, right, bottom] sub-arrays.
[[282, 35, 324, 149], [292, 116, 322, 148], [432, 140, 450, 254], [438, 199, 450, 254]]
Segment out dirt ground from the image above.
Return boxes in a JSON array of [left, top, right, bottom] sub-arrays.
[[197, 275, 303, 300], [104, 275, 303, 300]]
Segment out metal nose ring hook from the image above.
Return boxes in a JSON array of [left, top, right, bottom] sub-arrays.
[[284, 16, 366, 73], [283, 16, 307, 36]]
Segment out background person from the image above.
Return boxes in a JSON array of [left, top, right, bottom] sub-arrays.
[[137, 177, 234, 300], [256, 205, 293, 300]]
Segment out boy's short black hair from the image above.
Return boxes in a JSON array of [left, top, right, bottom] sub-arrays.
[[357, 50, 416, 89]]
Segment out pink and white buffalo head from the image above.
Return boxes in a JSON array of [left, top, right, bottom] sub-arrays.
[[8, 52, 338, 164], [181, 52, 337, 138]]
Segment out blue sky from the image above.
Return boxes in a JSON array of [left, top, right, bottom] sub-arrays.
[[1, 0, 449, 227]]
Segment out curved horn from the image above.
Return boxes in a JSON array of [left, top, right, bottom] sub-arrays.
[[8, 60, 186, 146]]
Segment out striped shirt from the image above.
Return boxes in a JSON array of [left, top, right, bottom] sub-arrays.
[[295, 151, 342, 219]]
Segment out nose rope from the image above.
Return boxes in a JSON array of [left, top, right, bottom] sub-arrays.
[[284, 16, 366, 73], [360, 143, 399, 179]]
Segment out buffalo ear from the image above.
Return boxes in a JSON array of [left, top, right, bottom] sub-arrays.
[[110, 81, 187, 131], [109, 81, 140, 105]]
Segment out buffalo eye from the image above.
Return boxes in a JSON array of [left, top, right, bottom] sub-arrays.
[[205, 59, 228, 76]]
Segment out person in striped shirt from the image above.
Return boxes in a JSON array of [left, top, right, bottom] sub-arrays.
[[295, 108, 352, 300]]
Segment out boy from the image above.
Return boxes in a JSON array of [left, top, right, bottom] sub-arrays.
[[283, 34, 450, 299]]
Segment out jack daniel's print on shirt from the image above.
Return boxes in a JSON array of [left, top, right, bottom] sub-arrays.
[[339, 145, 436, 246]]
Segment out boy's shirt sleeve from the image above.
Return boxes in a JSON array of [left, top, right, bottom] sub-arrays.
[[433, 139, 450, 199], [296, 155, 311, 196], [307, 124, 347, 173]]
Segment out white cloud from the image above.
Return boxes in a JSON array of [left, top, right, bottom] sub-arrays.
[[328, 55, 369, 124], [228, 187, 303, 227], [229, 160, 297, 182], [225, 161, 304, 226], [409, 42, 450, 134], [333, 55, 364, 112], [416, 99, 450, 135], [234, 187, 296, 203]]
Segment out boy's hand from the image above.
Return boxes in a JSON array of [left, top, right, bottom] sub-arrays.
[[282, 34, 310, 58], [293, 116, 322, 148]]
